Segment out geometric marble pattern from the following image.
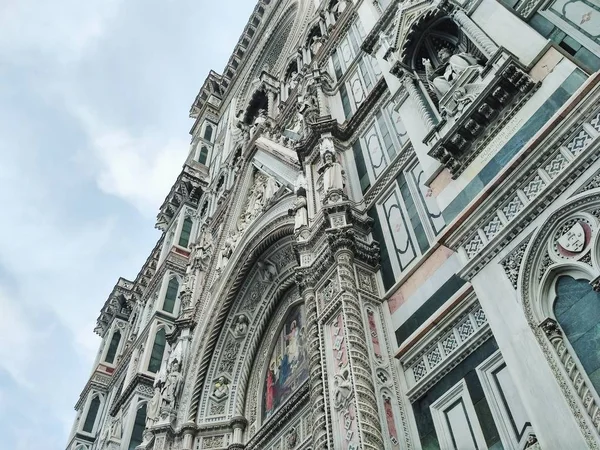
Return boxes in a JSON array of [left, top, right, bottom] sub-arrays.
[[522, 174, 547, 200], [464, 233, 485, 259], [412, 359, 427, 382], [502, 195, 524, 221], [473, 307, 486, 327], [591, 111, 600, 133], [483, 215, 504, 241], [456, 318, 475, 341], [566, 129, 593, 156], [407, 303, 488, 386], [426, 347, 442, 368], [544, 152, 568, 179], [442, 333, 459, 355]]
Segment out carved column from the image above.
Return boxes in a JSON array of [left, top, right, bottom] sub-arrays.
[[403, 76, 435, 132], [267, 90, 276, 118], [297, 272, 329, 449], [452, 9, 499, 58], [328, 230, 384, 450]]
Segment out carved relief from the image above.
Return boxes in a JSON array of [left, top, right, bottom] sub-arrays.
[[325, 313, 360, 450]]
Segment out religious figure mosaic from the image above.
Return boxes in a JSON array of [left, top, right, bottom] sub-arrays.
[[262, 304, 308, 420]]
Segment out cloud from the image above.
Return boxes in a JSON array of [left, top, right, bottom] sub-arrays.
[[74, 107, 189, 215], [0, 0, 122, 63], [0, 288, 38, 386]]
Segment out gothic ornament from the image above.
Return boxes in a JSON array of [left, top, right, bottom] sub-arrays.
[[557, 222, 586, 253]]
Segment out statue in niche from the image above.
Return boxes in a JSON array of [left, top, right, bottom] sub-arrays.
[[423, 47, 480, 98], [233, 109, 250, 144], [220, 232, 236, 270], [109, 411, 122, 439], [146, 387, 161, 427], [193, 228, 213, 271], [290, 174, 308, 230], [160, 360, 183, 410], [310, 35, 324, 56], [213, 376, 230, 400], [319, 138, 344, 195], [289, 71, 299, 91], [290, 193, 308, 230], [264, 176, 280, 204]]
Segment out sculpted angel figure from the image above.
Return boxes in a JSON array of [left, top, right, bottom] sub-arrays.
[[423, 47, 480, 98]]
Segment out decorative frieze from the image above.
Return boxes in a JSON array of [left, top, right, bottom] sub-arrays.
[[399, 296, 491, 402]]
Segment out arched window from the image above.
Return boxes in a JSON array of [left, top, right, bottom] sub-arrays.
[[82, 395, 101, 433], [203, 124, 213, 142], [147, 328, 166, 373], [162, 278, 179, 314], [198, 146, 209, 165], [128, 403, 147, 450], [554, 275, 600, 394], [105, 330, 121, 364], [178, 217, 193, 248]]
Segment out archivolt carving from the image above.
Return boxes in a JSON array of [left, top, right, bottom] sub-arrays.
[[180, 207, 295, 424], [520, 193, 600, 448], [196, 237, 299, 421]]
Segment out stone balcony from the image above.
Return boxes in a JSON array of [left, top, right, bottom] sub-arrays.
[[425, 51, 537, 178]]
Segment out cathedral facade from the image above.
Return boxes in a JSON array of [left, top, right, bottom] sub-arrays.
[[66, 0, 600, 448]]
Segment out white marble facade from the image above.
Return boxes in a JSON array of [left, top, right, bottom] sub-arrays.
[[66, 0, 600, 449]]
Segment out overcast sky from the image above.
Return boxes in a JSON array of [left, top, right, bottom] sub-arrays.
[[0, 1, 255, 448]]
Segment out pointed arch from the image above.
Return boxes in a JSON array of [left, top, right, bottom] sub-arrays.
[[148, 328, 167, 373], [105, 329, 122, 364], [180, 195, 296, 425], [518, 192, 600, 444]]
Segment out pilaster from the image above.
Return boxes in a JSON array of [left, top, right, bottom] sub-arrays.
[[470, 261, 588, 449]]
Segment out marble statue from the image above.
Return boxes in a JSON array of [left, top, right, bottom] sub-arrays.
[[320, 140, 344, 194], [423, 47, 480, 98], [161, 360, 183, 409], [291, 195, 308, 230], [146, 387, 161, 426]]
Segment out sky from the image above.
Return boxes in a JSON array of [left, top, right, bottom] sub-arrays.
[[0, 0, 255, 448]]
